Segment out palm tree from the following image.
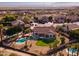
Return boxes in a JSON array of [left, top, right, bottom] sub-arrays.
[[77, 46, 79, 56], [74, 43, 79, 56], [71, 46, 75, 56], [48, 16, 53, 22], [49, 44, 52, 49], [77, 48, 79, 56], [67, 44, 71, 56], [69, 43, 79, 56]]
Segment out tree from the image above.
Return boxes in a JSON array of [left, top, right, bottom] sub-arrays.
[[65, 19, 71, 23], [72, 43, 79, 56], [77, 45, 79, 56], [33, 16, 39, 23], [67, 43, 79, 56], [5, 26, 22, 36], [70, 45, 75, 56], [3, 15, 16, 22], [23, 15, 32, 24], [60, 36, 65, 44], [67, 44, 71, 56], [48, 16, 53, 22], [49, 44, 52, 49], [69, 29, 79, 41]]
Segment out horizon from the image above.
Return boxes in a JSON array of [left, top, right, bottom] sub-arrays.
[[0, 2, 79, 8]]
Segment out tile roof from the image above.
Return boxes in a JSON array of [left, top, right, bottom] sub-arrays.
[[33, 26, 56, 34]]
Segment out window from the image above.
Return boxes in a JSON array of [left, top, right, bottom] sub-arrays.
[[49, 33, 53, 38], [46, 35, 49, 38], [39, 34, 44, 37], [35, 33, 38, 35], [50, 35, 52, 37]]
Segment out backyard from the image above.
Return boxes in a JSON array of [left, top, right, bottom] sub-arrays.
[[36, 38, 60, 48]]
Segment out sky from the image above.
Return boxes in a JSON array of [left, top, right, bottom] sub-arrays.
[[0, 2, 79, 7]]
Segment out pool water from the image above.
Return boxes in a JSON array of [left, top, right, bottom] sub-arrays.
[[69, 48, 78, 53], [16, 35, 34, 44], [16, 37, 27, 44]]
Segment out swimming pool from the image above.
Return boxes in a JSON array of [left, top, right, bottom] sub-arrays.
[[66, 48, 78, 55], [16, 37, 27, 44], [69, 48, 77, 53], [16, 35, 34, 44]]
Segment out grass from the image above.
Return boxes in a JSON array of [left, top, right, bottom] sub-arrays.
[[36, 40, 48, 46], [36, 38, 59, 47]]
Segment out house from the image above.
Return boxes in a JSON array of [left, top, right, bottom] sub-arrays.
[[61, 24, 79, 32], [66, 15, 79, 22], [32, 26, 56, 40], [0, 16, 25, 27], [11, 20, 25, 26], [33, 16, 49, 24], [54, 15, 66, 23]]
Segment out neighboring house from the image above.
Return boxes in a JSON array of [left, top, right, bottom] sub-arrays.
[[11, 20, 25, 26], [66, 15, 79, 22], [54, 15, 66, 23], [61, 24, 79, 32], [11, 20, 25, 32], [30, 22, 54, 29], [32, 26, 56, 40], [33, 16, 49, 24]]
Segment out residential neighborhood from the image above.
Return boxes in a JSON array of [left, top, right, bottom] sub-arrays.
[[0, 2, 79, 56]]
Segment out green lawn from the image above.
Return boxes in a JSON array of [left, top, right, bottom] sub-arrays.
[[36, 40, 48, 46], [36, 39, 59, 47]]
